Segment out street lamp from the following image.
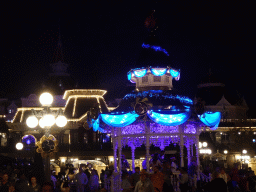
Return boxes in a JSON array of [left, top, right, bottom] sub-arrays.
[[224, 150, 228, 154], [16, 142, 24, 150], [26, 92, 67, 181]]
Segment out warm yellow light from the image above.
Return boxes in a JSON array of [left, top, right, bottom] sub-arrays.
[[56, 115, 67, 127], [202, 142, 208, 148], [224, 150, 228, 154], [26, 116, 38, 128], [39, 92, 53, 106], [242, 149, 247, 154], [199, 142, 202, 149], [39, 118, 45, 128], [40, 114, 55, 127], [16, 142, 23, 150]]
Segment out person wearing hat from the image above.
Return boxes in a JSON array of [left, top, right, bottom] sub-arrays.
[[134, 169, 154, 192]]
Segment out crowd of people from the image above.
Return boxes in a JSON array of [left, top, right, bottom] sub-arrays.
[[1, 154, 256, 192], [0, 162, 109, 192]]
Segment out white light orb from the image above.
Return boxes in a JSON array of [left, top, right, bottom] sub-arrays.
[[224, 150, 228, 154], [16, 142, 23, 150], [242, 149, 247, 154], [40, 114, 55, 127], [26, 116, 38, 128], [39, 92, 53, 106], [199, 142, 202, 149], [203, 142, 208, 148], [55, 115, 67, 127], [39, 118, 45, 128]]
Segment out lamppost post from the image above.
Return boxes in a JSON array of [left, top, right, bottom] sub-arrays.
[[26, 92, 67, 182]]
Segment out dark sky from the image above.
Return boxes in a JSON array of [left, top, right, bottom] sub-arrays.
[[1, 1, 256, 112]]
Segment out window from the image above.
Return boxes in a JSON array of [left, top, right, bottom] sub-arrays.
[[154, 76, 161, 82], [165, 76, 169, 82], [142, 76, 148, 83]]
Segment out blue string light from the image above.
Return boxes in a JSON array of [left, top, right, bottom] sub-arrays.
[[124, 91, 193, 105], [127, 71, 132, 80], [151, 68, 167, 76], [198, 112, 221, 130], [170, 69, 180, 78], [142, 43, 169, 56], [134, 69, 147, 77], [100, 112, 139, 127], [147, 110, 190, 126]]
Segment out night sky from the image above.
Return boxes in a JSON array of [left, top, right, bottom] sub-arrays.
[[1, 1, 256, 114]]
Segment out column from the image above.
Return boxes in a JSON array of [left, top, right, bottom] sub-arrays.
[[196, 136, 200, 179], [113, 139, 118, 172], [180, 136, 184, 167], [131, 144, 135, 173], [118, 139, 122, 173], [187, 140, 191, 166], [145, 121, 150, 172], [45, 154, 51, 182]]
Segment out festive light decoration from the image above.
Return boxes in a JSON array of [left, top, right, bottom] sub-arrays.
[[127, 71, 131, 80], [142, 43, 169, 56], [151, 68, 167, 76], [22, 135, 36, 145], [133, 69, 147, 78], [147, 110, 190, 126], [123, 91, 193, 106], [170, 69, 180, 78], [101, 112, 139, 127], [198, 112, 221, 130]]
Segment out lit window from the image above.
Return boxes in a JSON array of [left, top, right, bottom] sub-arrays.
[[9, 109, 12, 114], [154, 76, 161, 82]]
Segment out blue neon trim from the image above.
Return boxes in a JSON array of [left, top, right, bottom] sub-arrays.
[[127, 71, 132, 80], [134, 69, 147, 78], [147, 111, 190, 126], [199, 112, 221, 130], [151, 68, 167, 76], [170, 69, 180, 78], [142, 43, 169, 56], [101, 112, 139, 127]]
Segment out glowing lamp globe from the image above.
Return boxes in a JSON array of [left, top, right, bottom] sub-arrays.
[[55, 115, 67, 127], [202, 142, 208, 148], [40, 114, 55, 127], [26, 116, 38, 128], [39, 92, 53, 106], [16, 142, 23, 150], [39, 118, 45, 128]]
